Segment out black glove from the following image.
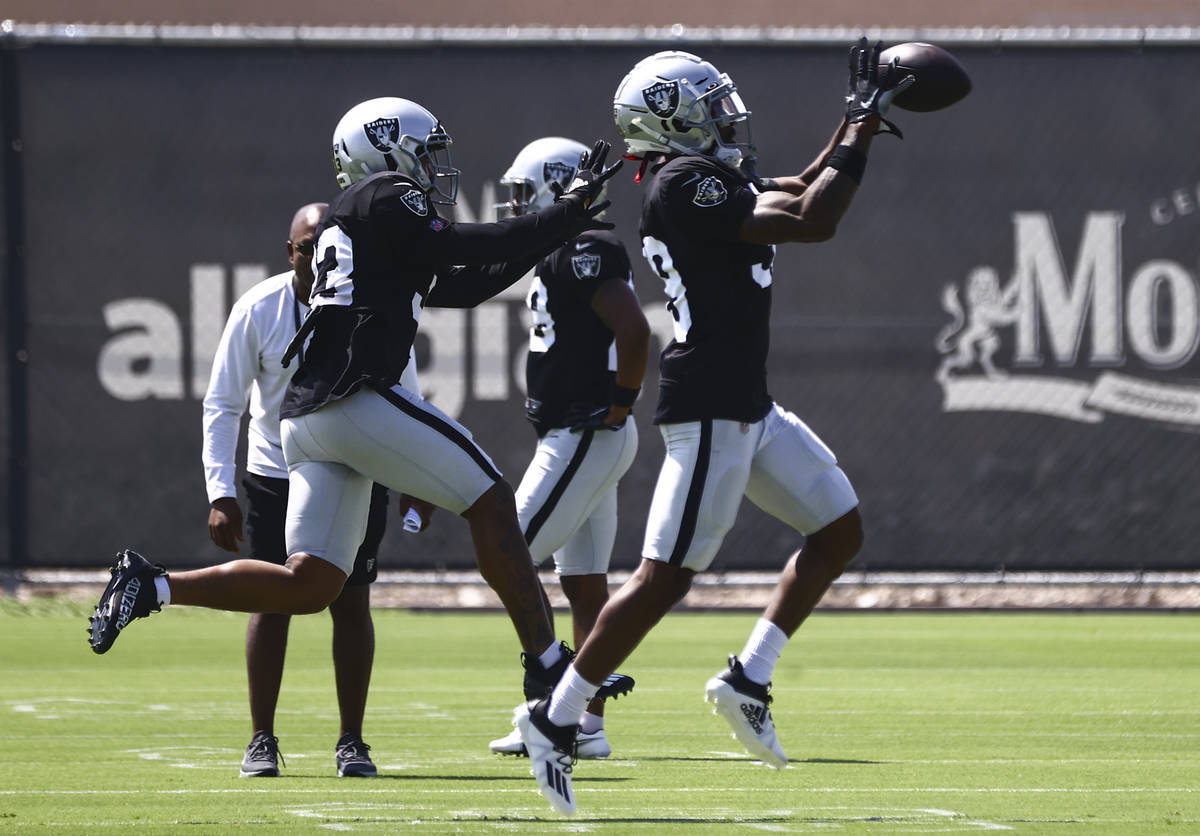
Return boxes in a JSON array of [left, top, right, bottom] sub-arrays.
[[555, 140, 623, 231], [562, 403, 624, 433], [845, 38, 915, 138]]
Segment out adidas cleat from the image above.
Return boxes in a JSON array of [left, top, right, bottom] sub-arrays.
[[516, 699, 578, 816], [595, 672, 635, 701], [88, 550, 166, 654], [704, 655, 787, 769]]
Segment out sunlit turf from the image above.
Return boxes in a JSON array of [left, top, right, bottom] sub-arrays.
[[1, 601, 1197, 833]]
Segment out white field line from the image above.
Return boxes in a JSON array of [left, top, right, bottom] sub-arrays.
[[2, 787, 1197, 795]]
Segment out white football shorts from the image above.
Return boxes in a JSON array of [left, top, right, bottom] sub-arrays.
[[515, 420, 638, 576], [642, 403, 858, 572], [281, 384, 500, 574]]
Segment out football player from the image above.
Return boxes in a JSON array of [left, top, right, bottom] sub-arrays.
[[91, 97, 622, 711], [517, 42, 913, 815], [486, 137, 649, 760]]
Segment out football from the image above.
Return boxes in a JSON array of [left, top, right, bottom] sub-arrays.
[[878, 42, 972, 112]]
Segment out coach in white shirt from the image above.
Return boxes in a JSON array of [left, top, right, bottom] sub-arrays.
[[202, 202, 425, 780]]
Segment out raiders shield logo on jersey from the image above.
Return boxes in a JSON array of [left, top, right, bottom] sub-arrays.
[[543, 160, 576, 191], [400, 188, 429, 216], [363, 117, 400, 152], [571, 252, 601, 279], [693, 175, 728, 207], [642, 80, 680, 117]]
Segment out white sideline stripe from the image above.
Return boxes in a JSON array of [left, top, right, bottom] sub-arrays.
[[1, 787, 1196, 795]]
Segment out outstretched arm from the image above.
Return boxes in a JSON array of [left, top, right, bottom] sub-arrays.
[[739, 118, 877, 244], [761, 118, 850, 196]]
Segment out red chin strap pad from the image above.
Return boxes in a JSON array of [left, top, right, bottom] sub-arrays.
[[632, 157, 649, 184]]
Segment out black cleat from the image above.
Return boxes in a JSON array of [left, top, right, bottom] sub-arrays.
[[595, 672, 635, 701], [240, 731, 283, 777], [521, 642, 636, 702], [88, 550, 166, 654], [522, 641, 575, 701], [335, 733, 377, 777]]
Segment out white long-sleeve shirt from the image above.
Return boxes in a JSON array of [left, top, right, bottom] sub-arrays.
[[202, 271, 419, 503]]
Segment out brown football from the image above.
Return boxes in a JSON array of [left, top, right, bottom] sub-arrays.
[[878, 42, 972, 112]]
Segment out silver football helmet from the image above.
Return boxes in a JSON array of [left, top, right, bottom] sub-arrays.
[[331, 97, 459, 204], [613, 51, 754, 167], [499, 137, 590, 215]]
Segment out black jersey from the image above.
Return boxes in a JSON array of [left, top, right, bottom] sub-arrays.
[[281, 171, 581, 419], [640, 155, 776, 425], [524, 229, 634, 435]]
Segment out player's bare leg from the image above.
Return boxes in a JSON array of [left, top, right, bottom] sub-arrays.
[[462, 482, 557, 655], [170, 553, 348, 614], [559, 573, 611, 718], [246, 613, 290, 735], [329, 583, 374, 738], [764, 508, 864, 635], [329, 582, 378, 777], [572, 558, 695, 684]]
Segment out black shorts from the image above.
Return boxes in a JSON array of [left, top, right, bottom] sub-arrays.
[[242, 472, 387, 585]]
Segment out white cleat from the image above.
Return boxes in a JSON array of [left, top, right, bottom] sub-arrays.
[[704, 655, 787, 769], [515, 699, 578, 816]]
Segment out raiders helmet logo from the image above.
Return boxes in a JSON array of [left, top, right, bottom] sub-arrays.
[[363, 117, 400, 152], [543, 160, 576, 191], [693, 175, 728, 207], [571, 253, 602, 279], [642, 80, 680, 118], [400, 188, 429, 216]]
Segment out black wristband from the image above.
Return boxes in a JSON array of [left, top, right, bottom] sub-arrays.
[[826, 144, 867, 185], [611, 383, 639, 408]]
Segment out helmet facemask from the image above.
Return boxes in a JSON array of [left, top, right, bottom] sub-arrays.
[[397, 128, 459, 205]]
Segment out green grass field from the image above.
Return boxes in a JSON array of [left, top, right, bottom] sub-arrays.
[[1, 600, 1197, 833]]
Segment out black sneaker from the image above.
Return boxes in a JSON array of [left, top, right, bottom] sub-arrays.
[[335, 733, 377, 777], [240, 731, 283, 777], [521, 642, 636, 702], [516, 698, 578, 816], [88, 550, 166, 654]]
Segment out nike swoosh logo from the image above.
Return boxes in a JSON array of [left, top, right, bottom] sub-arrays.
[[680, 173, 703, 188], [575, 242, 594, 251]]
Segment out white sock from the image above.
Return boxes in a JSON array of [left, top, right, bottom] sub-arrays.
[[580, 711, 604, 735], [537, 641, 563, 670], [546, 663, 599, 728], [739, 617, 789, 685], [154, 576, 171, 607]]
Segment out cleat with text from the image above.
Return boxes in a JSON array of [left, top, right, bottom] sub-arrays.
[[704, 655, 787, 769], [88, 550, 166, 654]]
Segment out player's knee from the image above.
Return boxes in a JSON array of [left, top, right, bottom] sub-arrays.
[[284, 553, 347, 613], [806, 509, 864, 578]]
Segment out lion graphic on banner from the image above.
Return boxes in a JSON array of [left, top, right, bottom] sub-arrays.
[[935, 267, 1020, 383]]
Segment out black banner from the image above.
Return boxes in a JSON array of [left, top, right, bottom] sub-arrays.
[[5, 40, 1199, 570]]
